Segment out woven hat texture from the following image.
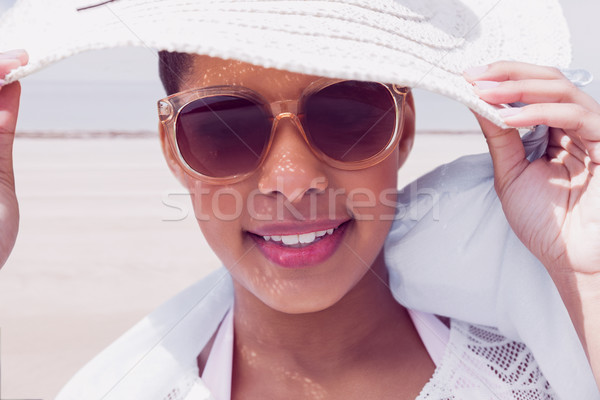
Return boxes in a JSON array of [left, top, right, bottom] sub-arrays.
[[0, 0, 571, 127]]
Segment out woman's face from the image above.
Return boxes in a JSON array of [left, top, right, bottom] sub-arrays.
[[160, 55, 415, 314]]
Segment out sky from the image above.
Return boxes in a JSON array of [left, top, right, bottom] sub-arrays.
[[1, 0, 599, 132]]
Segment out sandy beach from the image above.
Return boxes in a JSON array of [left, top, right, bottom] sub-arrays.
[[0, 132, 487, 399]]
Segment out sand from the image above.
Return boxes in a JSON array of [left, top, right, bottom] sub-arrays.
[[0, 133, 488, 399]]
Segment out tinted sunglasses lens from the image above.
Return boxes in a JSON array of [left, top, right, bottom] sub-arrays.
[[176, 96, 271, 178], [304, 81, 396, 162]]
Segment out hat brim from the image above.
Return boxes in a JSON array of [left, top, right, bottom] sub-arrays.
[[0, 0, 571, 128]]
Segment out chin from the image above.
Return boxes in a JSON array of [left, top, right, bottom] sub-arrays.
[[255, 279, 353, 315], [265, 296, 342, 315]]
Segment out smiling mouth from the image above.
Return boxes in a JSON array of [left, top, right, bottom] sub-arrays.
[[249, 220, 349, 247], [260, 226, 339, 248], [248, 220, 351, 268]]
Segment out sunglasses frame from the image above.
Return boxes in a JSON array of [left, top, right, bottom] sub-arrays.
[[158, 79, 410, 185]]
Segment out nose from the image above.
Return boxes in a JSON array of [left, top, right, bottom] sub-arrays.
[[257, 116, 329, 203]]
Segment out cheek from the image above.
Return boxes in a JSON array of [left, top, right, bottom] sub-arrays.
[[187, 179, 250, 221], [341, 154, 399, 222], [187, 180, 247, 262], [331, 154, 399, 272]]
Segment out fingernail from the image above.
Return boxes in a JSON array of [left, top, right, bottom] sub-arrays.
[[464, 65, 489, 79], [498, 107, 523, 118], [0, 79, 5, 87], [0, 49, 26, 60], [473, 80, 500, 90]]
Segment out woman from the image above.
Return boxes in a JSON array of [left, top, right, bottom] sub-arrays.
[[0, 0, 599, 398]]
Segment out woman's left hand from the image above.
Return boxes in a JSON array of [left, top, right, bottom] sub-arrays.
[[464, 61, 600, 388]]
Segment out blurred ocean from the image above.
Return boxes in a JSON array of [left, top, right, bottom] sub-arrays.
[[19, 80, 165, 133]]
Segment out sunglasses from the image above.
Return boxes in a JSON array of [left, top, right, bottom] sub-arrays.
[[158, 79, 409, 184]]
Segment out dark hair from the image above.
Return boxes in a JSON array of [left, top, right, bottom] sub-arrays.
[[158, 51, 193, 95]]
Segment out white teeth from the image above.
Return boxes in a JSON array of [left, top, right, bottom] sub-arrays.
[[299, 232, 316, 244], [281, 235, 299, 245], [262, 227, 338, 246]]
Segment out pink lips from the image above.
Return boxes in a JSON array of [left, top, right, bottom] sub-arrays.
[[249, 221, 350, 268]]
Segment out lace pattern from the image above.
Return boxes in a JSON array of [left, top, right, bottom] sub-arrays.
[[417, 319, 557, 399]]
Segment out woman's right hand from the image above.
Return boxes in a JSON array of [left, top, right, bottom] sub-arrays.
[[0, 49, 28, 268]]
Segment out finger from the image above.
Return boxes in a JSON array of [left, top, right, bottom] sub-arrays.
[[464, 61, 565, 83], [0, 81, 21, 187], [548, 128, 589, 165], [544, 149, 586, 198], [546, 144, 589, 177], [547, 144, 599, 179], [0, 50, 28, 183], [0, 49, 29, 64], [0, 49, 29, 83], [502, 104, 600, 166], [581, 138, 600, 169], [472, 111, 528, 195], [473, 79, 600, 114], [502, 103, 600, 142]]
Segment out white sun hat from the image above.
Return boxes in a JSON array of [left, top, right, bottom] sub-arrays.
[[0, 0, 571, 127]]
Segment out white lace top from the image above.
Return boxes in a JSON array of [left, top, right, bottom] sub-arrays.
[[168, 310, 558, 400], [417, 319, 557, 399]]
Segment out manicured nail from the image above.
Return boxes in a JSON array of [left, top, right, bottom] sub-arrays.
[[0, 79, 5, 87], [464, 65, 489, 79], [0, 49, 26, 60], [498, 107, 523, 118], [473, 80, 500, 90]]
